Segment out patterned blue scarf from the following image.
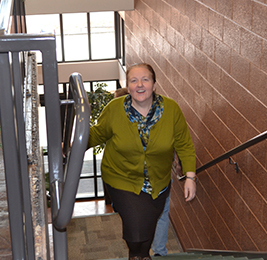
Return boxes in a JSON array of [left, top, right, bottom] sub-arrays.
[[124, 93, 164, 194]]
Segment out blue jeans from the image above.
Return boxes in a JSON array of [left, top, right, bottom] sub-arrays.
[[152, 191, 170, 256]]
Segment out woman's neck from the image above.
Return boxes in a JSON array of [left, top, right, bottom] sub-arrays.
[[131, 100, 152, 117]]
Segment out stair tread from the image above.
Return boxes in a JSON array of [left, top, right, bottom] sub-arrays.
[[102, 252, 265, 260]]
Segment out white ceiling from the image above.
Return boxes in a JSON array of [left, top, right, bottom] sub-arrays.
[[25, 0, 134, 15]]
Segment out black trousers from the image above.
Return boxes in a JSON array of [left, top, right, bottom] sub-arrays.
[[105, 182, 171, 243]]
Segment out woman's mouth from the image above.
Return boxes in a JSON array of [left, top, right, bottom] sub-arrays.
[[137, 89, 145, 93]]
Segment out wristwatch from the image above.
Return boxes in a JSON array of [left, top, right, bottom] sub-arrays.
[[186, 176, 198, 182]]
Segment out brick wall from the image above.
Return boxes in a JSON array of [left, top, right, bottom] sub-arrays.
[[124, 0, 267, 252]]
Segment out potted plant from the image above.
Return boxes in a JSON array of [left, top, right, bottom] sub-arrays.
[[87, 82, 114, 154], [87, 82, 114, 204]]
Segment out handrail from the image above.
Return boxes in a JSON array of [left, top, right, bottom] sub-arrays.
[[178, 130, 267, 180], [0, 33, 90, 259], [51, 73, 91, 230]]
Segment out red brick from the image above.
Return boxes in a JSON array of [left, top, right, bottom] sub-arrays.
[[194, 47, 207, 78], [177, 54, 190, 82], [206, 58, 221, 90], [162, 1, 172, 24], [184, 40, 195, 65], [223, 18, 241, 54], [174, 30, 185, 55], [195, 1, 209, 30], [172, 0, 186, 15], [255, 103, 267, 132], [202, 0, 217, 10], [249, 138, 267, 172], [230, 50, 250, 89], [159, 16, 167, 39], [166, 24, 176, 47], [185, 0, 196, 22], [220, 71, 258, 131], [240, 28, 262, 68], [196, 2, 209, 30], [200, 77, 214, 108], [217, 0, 233, 19], [202, 29, 215, 60], [261, 40, 267, 73], [190, 21, 202, 49], [233, 0, 253, 30], [188, 65, 202, 95], [209, 9, 224, 41], [215, 39, 231, 74], [179, 14, 190, 39], [249, 64, 267, 106], [170, 7, 180, 32], [252, 1, 267, 39]]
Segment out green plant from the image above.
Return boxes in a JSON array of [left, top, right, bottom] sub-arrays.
[[87, 82, 114, 155]]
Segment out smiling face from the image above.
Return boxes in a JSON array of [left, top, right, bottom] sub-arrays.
[[126, 65, 156, 110]]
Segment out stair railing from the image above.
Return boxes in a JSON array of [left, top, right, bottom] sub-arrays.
[[0, 33, 90, 260], [51, 73, 91, 231], [178, 130, 267, 180]]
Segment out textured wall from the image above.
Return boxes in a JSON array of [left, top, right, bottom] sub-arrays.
[[124, 0, 267, 252], [25, 53, 50, 259]]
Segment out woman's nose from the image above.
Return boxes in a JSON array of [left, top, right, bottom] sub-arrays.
[[137, 79, 143, 86]]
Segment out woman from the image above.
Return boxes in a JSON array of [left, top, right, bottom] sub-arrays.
[[88, 63, 196, 260]]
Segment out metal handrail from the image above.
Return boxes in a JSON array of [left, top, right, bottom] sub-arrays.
[[0, 33, 90, 259], [51, 73, 91, 230], [179, 130, 267, 180]]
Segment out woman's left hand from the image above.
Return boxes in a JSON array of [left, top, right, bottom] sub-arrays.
[[184, 172, 197, 202]]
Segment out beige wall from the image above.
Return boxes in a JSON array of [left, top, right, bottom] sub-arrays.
[[37, 60, 125, 85], [25, 0, 134, 15], [125, 0, 267, 253]]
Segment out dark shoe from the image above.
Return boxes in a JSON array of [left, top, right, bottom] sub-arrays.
[[142, 257, 152, 260], [154, 254, 162, 256], [129, 257, 142, 260]]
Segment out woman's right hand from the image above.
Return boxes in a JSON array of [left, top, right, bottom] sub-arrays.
[[184, 172, 197, 202]]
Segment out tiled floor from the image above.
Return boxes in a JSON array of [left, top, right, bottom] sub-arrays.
[[72, 200, 114, 217], [47, 200, 114, 223], [47, 200, 115, 260]]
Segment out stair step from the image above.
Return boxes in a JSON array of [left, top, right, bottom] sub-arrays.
[[155, 253, 214, 259], [102, 252, 265, 260]]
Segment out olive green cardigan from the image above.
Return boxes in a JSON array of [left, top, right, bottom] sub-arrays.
[[88, 95, 196, 199]]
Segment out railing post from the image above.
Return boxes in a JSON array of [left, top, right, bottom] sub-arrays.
[[0, 52, 27, 260]]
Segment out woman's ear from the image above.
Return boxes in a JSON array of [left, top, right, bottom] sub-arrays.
[[153, 82, 157, 92]]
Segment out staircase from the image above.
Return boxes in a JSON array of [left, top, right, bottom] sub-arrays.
[[106, 252, 265, 260]]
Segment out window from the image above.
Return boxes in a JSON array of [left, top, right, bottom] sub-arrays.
[[26, 14, 62, 62], [62, 13, 89, 61], [26, 11, 119, 62], [90, 12, 116, 60]]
